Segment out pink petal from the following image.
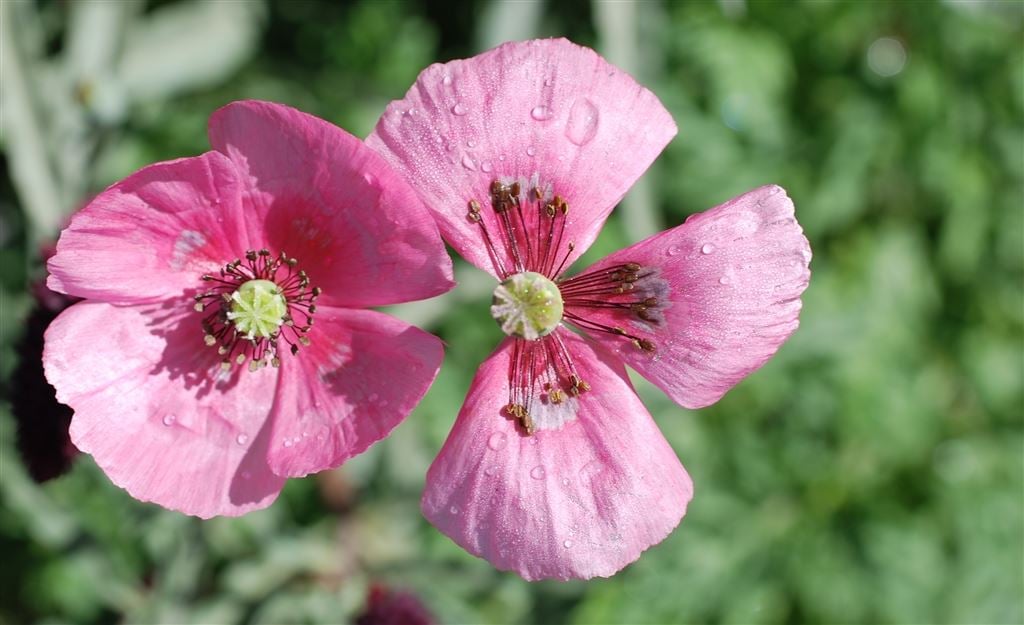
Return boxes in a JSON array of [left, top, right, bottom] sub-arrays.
[[208, 100, 454, 307], [567, 185, 812, 409], [267, 307, 444, 478], [422, 331, 693, 581], [48, 152, 249, 303], [367, 38, 676, 278], [43, 301, 284, 518]]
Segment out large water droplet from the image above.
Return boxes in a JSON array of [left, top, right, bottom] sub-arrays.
[[236, 433, 249, 445], [530, 105, 552, 121], [487, 431, 508, 451], [162, 415, 176, 426], [461, 155, 477, 171], [530, 466, 546, 480], [526, 146, 537, 157], [481, 160, 494, 173], [701, 243, 716, 255], [451, 103, 468, 116], [565, 98, 599, 146]]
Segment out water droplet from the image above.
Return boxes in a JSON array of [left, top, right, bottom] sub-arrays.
[[544, 77, 554, 87], [461, 155, 477, 170], [530, 105, 552, 121], [561, 477, 570, 486], [526, 146, 536, 157], [481, 160, 493, 173], [499, 154, 506, 161], [444, 141, 454, 153], [363, 172, 376, 186], [442, 74, 452, 86], [236, 433, 249, 445], [666, 245, 682, 257], [718, 275, 730, 285], [530, 466, 546, 480], [701, 243, 716, 255], [162, 415, 176, 426], [484, 465, 497, 476], [580, 460, 604, 483], [487, 431, 508, 451], [466, 139, 476, 148], [563, 539, 573, 549], [451, 103, 468, 116], [565, 98, 599, 146], [449, 505, 459, 515], [283, 438, 293, 448], [406, 107, 417, 116]]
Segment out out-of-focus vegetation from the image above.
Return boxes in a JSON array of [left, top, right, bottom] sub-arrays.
[[1, 1, 1021, 624]]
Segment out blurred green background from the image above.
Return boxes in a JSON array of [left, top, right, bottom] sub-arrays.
[[1, 1, 1021, 624]]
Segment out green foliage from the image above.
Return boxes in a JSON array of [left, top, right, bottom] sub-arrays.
[[1, 1, 1021, 624]]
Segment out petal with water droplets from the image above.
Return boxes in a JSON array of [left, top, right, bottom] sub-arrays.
[[423, 332, 692, 581]]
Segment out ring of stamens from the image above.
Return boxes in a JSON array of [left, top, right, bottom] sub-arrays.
[[192, 249, 320, 372], [468, 178, 667, 435]]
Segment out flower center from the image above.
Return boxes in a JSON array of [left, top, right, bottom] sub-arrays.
[[491, 271, 564, 340], [227, 279, 288, 339], [193, 249, 320, 371]]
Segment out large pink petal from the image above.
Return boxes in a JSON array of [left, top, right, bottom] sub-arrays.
[[208, 100, 454, 307], [566, 185, 812, 409], [367, 38, 676, 278], [43, 301, 284, 518], [422, 331, 693, 581], [48, 152, 250, 303], [266, 307, 444, 478]]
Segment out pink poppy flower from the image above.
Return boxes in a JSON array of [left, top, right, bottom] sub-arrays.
[[368, 39, 811, 580], [42, 100, 454, 518]]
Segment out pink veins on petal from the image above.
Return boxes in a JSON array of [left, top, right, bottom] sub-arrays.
[[43, 100, 454, 518], [369, 38, 811, 580]]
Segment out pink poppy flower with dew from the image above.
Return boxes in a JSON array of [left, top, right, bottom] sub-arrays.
[[368, 39, 812, 580], [42, 100, 454, 518]]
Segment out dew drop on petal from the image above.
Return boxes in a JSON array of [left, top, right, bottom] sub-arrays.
[[565, 97, 599, 146], [561, 477, 570, 486], [530, 105, 552, 121], [666, 245, 682, 257], [162, 415, 176, 426], [442, 74, 452, 86], [526, 145, 537, 157], [530, 465, 546, 480], [451, 103, 468, 116], [236, 433, 249, 445], [466, 139, 476, 148], [450, 505, 459, 515], [481, 160, 493, 173], [363, 172, 376, 186], [283, 438, 293, 448], [487, 431, 508, 451], [563, 539, 573, 549], [461, 154, 477, 171], [701, 243, 716, 255], [719, 275, 730, 285], [544, 77, 553, 86], [485, 465, 497, 476]]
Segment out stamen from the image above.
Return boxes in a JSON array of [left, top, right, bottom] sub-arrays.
[[192, 250, 319, 372]]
